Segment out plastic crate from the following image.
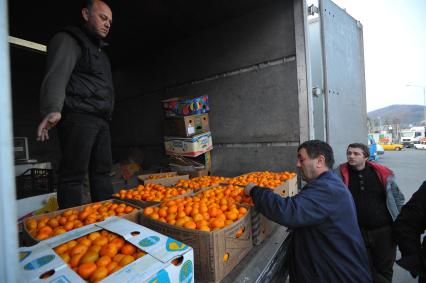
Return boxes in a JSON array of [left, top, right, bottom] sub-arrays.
[[16, 168, 56, 199]]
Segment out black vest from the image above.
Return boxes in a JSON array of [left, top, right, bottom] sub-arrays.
[[63, 26, 114, 120]]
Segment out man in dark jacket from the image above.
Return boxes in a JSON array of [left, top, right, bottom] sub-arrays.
[[37, 0, 114, 208], [245, 140, 372, 283], [393, 181, 426, 282], [335, 143, 404, 283]]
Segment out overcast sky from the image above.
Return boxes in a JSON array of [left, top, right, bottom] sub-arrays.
[[309, 0, 426, 112]]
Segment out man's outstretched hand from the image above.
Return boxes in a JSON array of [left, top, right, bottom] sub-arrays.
[[37, 112, 61, 141]]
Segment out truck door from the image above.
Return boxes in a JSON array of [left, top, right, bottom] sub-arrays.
[[317, 0, 368, 165]]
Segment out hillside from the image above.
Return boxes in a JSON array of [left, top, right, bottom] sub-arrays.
[[368, 104, 425, 127]]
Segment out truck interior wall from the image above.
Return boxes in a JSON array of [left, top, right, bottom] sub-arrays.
[[110, 0, 302, 175]]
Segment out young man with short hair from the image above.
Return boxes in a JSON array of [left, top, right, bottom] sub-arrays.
[[336, 143, 405, 283]]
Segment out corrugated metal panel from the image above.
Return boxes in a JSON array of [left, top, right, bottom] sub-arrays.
[[320, 0, 368, 165]]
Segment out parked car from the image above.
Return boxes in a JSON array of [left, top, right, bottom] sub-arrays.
[[380, 143, 404, 151], [414, 141, 426, 150]]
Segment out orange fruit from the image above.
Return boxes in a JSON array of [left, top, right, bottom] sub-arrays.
[[110, 238, 125, 250], [88, 232, 101, 241], [26, 219, 38, 230], [120, 244, 135, 255], [106, 261, 118, 273], [63, 221, 74, 231], [70, 253, 84, 268], [80, 250, 99, 264], [78, 237, 92, 247], [96, 256, 112, 267], [54, 244, 68, 254], [124, 206, 134, 213], [70, 244, 88, 256], [38, 226, 53, 235], [35, 232, 50, 240], [118, 255, 135, 267], [143, 207, 154, 216], [47, 218, 59, 228], [59, 253, 70, 263], [67, 240, 78, 250], [183, 221, 197, 230], [113, 254, 125, 263], [90, 266, 108, 282], [58, 217, 67, 226], [211, 219, 225, 229], [88, 245, 102, 254], [93, 236, 108, 246], [77, 262, 97, 279], [100, 244, 118, 258]]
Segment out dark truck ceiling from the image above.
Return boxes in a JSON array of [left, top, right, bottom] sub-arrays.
[[8, 0, 274, 68]]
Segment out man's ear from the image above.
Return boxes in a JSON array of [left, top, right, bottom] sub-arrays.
[[82, 8, 90, 21], [316, 155, 326, 168]]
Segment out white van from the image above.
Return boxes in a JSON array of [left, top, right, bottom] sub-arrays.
[[414, 141, 426, 150]]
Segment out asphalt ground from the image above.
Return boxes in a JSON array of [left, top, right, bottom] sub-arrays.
[[375, 148, 426, 282]]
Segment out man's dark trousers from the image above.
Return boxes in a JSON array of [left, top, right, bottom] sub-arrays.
[[361, 225, 396, 283], [57, 113, 113, 208]]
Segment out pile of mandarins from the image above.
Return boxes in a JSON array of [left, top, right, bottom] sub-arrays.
[[175, 176, 230, 190], [143, 189, 248, 233], [227, 171, 296, 188], [25, 202, 137, 241], [114, 184, 190, 202], [146, 173, 176, 180], [53, 230, 146, 282]]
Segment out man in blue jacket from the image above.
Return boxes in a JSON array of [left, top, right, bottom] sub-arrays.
[[245, 140, 372, 282]]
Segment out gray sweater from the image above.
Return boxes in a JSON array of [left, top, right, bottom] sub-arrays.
[[40, 32, 81, 117]]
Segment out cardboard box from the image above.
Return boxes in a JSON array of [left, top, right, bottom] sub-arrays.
[[18, 217, 194, 283], [137, 172, 190, 186], [164, 114, 210, 137], [139, 204, 252, 282], [22, 199, 141, 246], [162, 95, 209, 117], [164, 132, 213, 157]]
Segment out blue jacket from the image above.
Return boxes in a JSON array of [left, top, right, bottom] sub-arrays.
[[250, 171, 372, 283]]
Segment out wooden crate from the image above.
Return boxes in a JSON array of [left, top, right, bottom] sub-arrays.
[[139, 206, 253, 282], [21, 199, 141, 246]]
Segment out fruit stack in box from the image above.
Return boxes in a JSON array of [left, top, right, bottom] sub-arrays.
[[162, 95, 212, 176]]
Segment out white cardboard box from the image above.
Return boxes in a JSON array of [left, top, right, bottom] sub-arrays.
[[164, 132, 213, 157], [18, 217, 194, 283]]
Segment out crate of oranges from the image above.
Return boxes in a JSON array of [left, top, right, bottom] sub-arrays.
[[23, 199, 140, 245], [137, 172, 190, 186], [139, 190, 252, 282], [174, 175, 231, 191], [113, 183, 193, 208], [226, 171, 298, 197], [18, 217, 194, 283], [225, 171, 298, 245]]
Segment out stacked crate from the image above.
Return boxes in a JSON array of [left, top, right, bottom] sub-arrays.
[[162, 95, 212, 176]]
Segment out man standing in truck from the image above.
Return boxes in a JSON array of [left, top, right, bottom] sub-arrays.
[[335, 143, 405, 283], [36, 0, 114, 208], [245, 140, 372, 282]]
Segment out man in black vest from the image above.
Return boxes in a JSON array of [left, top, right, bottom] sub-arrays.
[[37, 0, 114, 208]]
